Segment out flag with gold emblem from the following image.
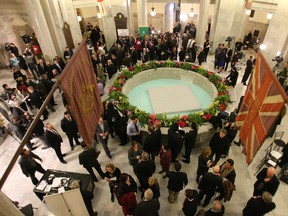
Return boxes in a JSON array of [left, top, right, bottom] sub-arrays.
[[59, 40, 102, 146], [236, 51, 287, 165]]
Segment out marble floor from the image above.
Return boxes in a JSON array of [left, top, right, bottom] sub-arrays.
[[0, 51, 287, 216]]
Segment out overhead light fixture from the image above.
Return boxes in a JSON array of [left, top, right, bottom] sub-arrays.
[[189, 8, 195, 17], [77, 15, 82, 22], [259, 44, 267, 50], [150, 7, 156, 16], [246, 9, 251, 15], [276, 51, 281, 56], [180, 13, 188, 22], [267, 12, 273, 20], [97, 13, 102, 18]]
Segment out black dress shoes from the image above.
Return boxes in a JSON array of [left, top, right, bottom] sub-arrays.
[[182, 159, 190, 164], [61, 160, 67, 164]]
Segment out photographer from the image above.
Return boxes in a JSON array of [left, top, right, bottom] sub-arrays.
[[278, 61, 287, 87]]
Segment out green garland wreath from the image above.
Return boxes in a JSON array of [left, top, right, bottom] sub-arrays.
[[108, 61, 232, 127]]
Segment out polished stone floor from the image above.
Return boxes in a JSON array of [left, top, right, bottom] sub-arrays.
[[0, 51, 287, 216]]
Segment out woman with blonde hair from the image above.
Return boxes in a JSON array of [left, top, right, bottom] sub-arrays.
[[104, 162, 121, 202], [196, 146, 213, 183], [148, 176, 160, 199]]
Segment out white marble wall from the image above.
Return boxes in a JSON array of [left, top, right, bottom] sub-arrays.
[[262, 0, 288, 68]]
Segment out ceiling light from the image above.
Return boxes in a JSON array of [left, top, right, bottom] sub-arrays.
[[77, 15, 82, 22], [180, 13, 188, 22], [246, 9, 251, 15], [150, 7, 156, 16], [259, 44, 266, 50], [189, 8, 195, 17], [267, 12, 273, 20]]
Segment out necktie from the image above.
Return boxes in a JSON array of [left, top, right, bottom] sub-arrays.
[[134, 123, 139, 132]]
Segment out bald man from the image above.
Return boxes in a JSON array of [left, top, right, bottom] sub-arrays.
[[198, 165, 223, 207], [253, 167, 280, 196]]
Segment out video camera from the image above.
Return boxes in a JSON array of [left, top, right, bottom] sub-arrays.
[[272, 55, 284, 63]]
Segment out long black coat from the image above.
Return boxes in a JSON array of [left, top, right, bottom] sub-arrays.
[[167, 171, 188, 192], [253, 168, 280, 196], [198, 172, 222, 196], [209, 132, 230, 154], [243, 197, 276, 216], [29, 90, 44, 109], [45, 129, 62, 148]]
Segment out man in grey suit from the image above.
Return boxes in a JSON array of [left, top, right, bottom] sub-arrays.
[[96, 117, 112, 159]]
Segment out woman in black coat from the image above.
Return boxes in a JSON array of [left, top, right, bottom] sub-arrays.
[[104, 162, 121, 202], [196, 147, 213, 183]]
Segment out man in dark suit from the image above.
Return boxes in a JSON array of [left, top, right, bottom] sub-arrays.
[[53, 58, 64, 74], [130, 46, 138, 65], [135, 189, 160, 216], [209, 129, 230, 164], [242, 56, 254, 85], [182, 122, 198, 164], [61, 111, 80, 150], [182, 189, 199, 216], [243, 192, 276, 216], [134, 151, 156, 192], [45, 123, 67, 164], [36, 59, 47, 76], [143, 125, 159, 161], [198, 165, 222, 207], [253, 167, 280, 196], [79, 142, 105, 182], [96, 116, 112, 159], [11, 116, 35, 151], [27, 86, 50, 120], [167, 162, 188, 203], [18, 149, 46, 185]]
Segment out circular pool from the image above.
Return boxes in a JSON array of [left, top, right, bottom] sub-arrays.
[[122, 68, 218, 117]]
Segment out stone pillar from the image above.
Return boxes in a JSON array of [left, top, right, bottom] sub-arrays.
[[23, 0, 57, 60], [40, 0, 67, 58], [60, 0, 83, 47], [230, 0, 247, 41], [137, 0, 147, 27], [210, 0, 246, 52], [98, 2, 117, 49], [262, 0, 288, 68], [126, 0, 134, 35], [196, 0, 210, 46], [164, 3, 175, 33]]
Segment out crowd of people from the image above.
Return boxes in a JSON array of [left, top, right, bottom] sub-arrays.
[[0, 21, 287, 216]]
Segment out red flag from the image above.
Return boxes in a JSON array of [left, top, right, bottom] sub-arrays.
[[236, 52, 287, 165], [59, 41, 102, 146]]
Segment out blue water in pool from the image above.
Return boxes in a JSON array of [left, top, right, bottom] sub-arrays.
[[127, 79, 212, 116]]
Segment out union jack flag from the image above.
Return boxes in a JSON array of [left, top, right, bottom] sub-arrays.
[[236, 52, 287, 165]]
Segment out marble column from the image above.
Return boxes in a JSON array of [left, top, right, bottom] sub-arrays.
[[23, 0, 57, 60], [262, 0, 288, 68], [210, 0, 245, 52], [230, 0, 247, 41], [196, 0, 210, 46], [40, 0, 67, 58], [99, 2, 117, 49], [60, 0, 83, 48], [126, 0, 134, 35], [164, 3, 175, 33], [137, 0, 147, 27]]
